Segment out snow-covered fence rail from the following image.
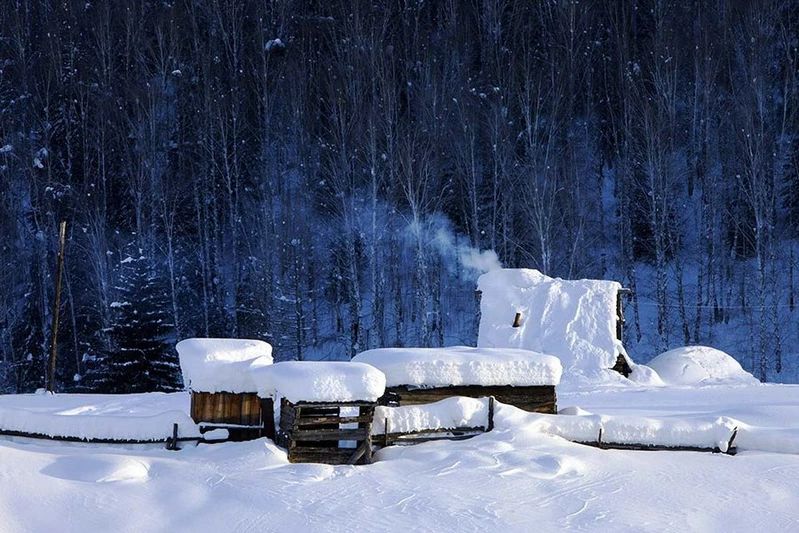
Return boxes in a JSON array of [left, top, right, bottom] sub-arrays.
[[0, 422, 216, 450], [0, 405, 215, 449], [373, 396, 496, 447], [576, 425, 739, 455], [530, 409, 740, 455]]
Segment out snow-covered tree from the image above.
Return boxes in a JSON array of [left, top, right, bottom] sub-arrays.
[[82, 249, 181, 393]]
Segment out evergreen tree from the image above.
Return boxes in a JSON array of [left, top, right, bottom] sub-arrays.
[[82, 249, 182, 393]]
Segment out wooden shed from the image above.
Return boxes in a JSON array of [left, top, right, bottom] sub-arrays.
[[177, 338, 276, 441], [353, 346, 562, 414]]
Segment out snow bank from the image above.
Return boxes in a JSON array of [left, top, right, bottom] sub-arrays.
[[501, 405, 739, 452], [176, 338, 273, 393], [627, 363, 666, 386], [253, 361, 386, 403], [373, 397, 489, 435], [647, 346, 758, 386], [0, 405, 199, 441], [735, 425, 799, 454], [476, 269, 629, 379], [352, 346, 562, 387]]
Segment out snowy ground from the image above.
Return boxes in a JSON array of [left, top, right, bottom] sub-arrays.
[[0, 386, 798, 532]]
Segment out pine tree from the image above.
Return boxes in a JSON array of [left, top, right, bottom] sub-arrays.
[[82, 250, 182, 393]]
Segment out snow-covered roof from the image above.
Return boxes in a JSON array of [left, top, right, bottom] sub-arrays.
[[647, 346, 759, 386], [176, 338, 273, 393], [352, 346, 562, 387], [476, 268, 628, 378], [252, 361, 387, 403]]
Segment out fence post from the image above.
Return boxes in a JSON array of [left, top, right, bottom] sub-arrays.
[[487, 396, 495, 432]]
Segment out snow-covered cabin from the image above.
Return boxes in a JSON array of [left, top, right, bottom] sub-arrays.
[[176, 338, 275, 440], [353, 346, 562, 413], [476, 269, 633, 380]]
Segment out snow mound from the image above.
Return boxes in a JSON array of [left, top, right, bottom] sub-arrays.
[[477, 268, 629, 380], [627, 363, 666, 386], [253, 361, 386, 403], [373, 396, 489, 434], [647, 346, 758, 386], [176, 338, 273, 393], [42, 456, 151, 483], [352, 346, 562, 387]]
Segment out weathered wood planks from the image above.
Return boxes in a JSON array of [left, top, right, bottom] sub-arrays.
[[383, 384, 557, 414], [279, 398, 377, 464], [189, 391, 274, 441]]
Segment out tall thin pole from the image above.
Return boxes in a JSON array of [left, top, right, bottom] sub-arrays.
[[46, 221, 67, 393]]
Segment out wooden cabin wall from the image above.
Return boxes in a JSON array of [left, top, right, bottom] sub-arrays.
[[385, 385, 557, 414]]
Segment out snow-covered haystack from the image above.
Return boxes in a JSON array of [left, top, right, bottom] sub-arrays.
[[647, 346, 759, 386], [476, 268, 631, 381], [253, 361, 386, 403], [176, 338, 273, 393], [353, 346, 562, 388]]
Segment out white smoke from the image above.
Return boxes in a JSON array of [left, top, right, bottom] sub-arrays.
[[433, 225, 502, 275]]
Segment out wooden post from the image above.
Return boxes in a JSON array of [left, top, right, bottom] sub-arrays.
[[487, 396, 495, 432], [261, 397, 276, 440], [46, 221, 67, 393], [512, 312, 522, 328]]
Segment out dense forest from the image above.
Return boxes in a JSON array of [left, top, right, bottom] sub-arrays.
[[0, 0, 797, 392]]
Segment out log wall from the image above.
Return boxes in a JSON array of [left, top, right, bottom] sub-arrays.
[[384, 384, 557, 414]]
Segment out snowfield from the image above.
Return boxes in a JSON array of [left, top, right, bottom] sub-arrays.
[[0, 384, 798, 532]]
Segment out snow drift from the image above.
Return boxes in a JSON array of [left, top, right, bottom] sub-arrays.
[[476, 269, 630, 380], [647, 346, 759, 386], [353, 346, 562, 387], [176, 338, 273, 393]]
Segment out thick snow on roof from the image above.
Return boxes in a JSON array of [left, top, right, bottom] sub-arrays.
[[647, 346, 759, 386], [252, 361, 386, 403], [477, 268, 627, 378], [176, 338, 273, 393], [352, 346, 562, 387]]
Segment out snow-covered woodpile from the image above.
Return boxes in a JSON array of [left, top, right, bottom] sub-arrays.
[[255, 362, 386, 464], [353, 346, 562, 414], [476, 268, 633, 379], [176, 338, 276, 440]]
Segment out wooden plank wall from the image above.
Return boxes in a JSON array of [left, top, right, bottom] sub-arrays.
[[190, 392, 275, 441], [279, 399, 376, 465], [384, 385, 557, 414]]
